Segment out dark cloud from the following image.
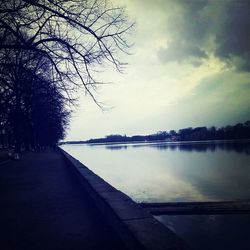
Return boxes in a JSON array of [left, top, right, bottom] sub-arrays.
[[158, 42, 208, 66], [159, 0, 250, 71], [214, 1, 250, 71]]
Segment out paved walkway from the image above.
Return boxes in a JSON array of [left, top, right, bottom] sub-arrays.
[[0, 150, 126, 250]]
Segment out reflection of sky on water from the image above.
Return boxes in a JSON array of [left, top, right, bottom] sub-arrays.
[[61, 141, 250, 202], [131, 141, 250, 154]]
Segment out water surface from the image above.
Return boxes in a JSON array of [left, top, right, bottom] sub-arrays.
[[156, 214, 250, 250], [61, 141, 250, 202]]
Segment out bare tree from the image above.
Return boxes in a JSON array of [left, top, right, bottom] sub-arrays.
[[0, 0, 133, 155], [0, 0, 134, 105]]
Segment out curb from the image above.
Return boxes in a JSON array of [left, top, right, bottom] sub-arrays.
[[59, 148, 189, 250]]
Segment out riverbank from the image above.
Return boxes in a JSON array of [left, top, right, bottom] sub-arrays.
[[60, 148, 188, 250], [0, 149, 188, 250]]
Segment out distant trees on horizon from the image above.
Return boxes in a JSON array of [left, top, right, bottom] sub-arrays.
[[81, 121, 250, 144]]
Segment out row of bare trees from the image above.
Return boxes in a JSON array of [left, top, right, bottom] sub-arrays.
[[0, 47, 70, 153], [0, 0, 133, 156]]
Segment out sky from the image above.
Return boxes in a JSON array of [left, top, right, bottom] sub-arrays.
[[65, 0, 250, 141]]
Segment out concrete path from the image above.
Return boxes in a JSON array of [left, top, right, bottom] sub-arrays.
[[0, 150, 126, 250]]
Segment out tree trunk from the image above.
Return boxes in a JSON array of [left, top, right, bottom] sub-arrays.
[[13, 84, 22, 159]]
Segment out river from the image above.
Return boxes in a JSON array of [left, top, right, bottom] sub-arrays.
[[61, 141, 250, 250], [61, 141, 250, 202]]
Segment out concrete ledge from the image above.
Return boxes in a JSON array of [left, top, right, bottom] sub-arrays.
[[59, 148, 189, 250]]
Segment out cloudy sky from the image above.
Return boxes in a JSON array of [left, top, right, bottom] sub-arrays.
[[66, 0, 250, 141]]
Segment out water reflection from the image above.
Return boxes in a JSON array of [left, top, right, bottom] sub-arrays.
[[61, 141, 250, 202], [118, 141, 250, 154], [105, 145, 128, 150], [85, 140, 250, 154]]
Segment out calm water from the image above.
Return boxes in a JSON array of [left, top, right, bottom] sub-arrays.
[[61, 141, 250, 202], [61, 141, 250, 250], [156, 214, 250, 250]]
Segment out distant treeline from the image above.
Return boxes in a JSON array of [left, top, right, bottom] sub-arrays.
[[63, 121, 250, 144]]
